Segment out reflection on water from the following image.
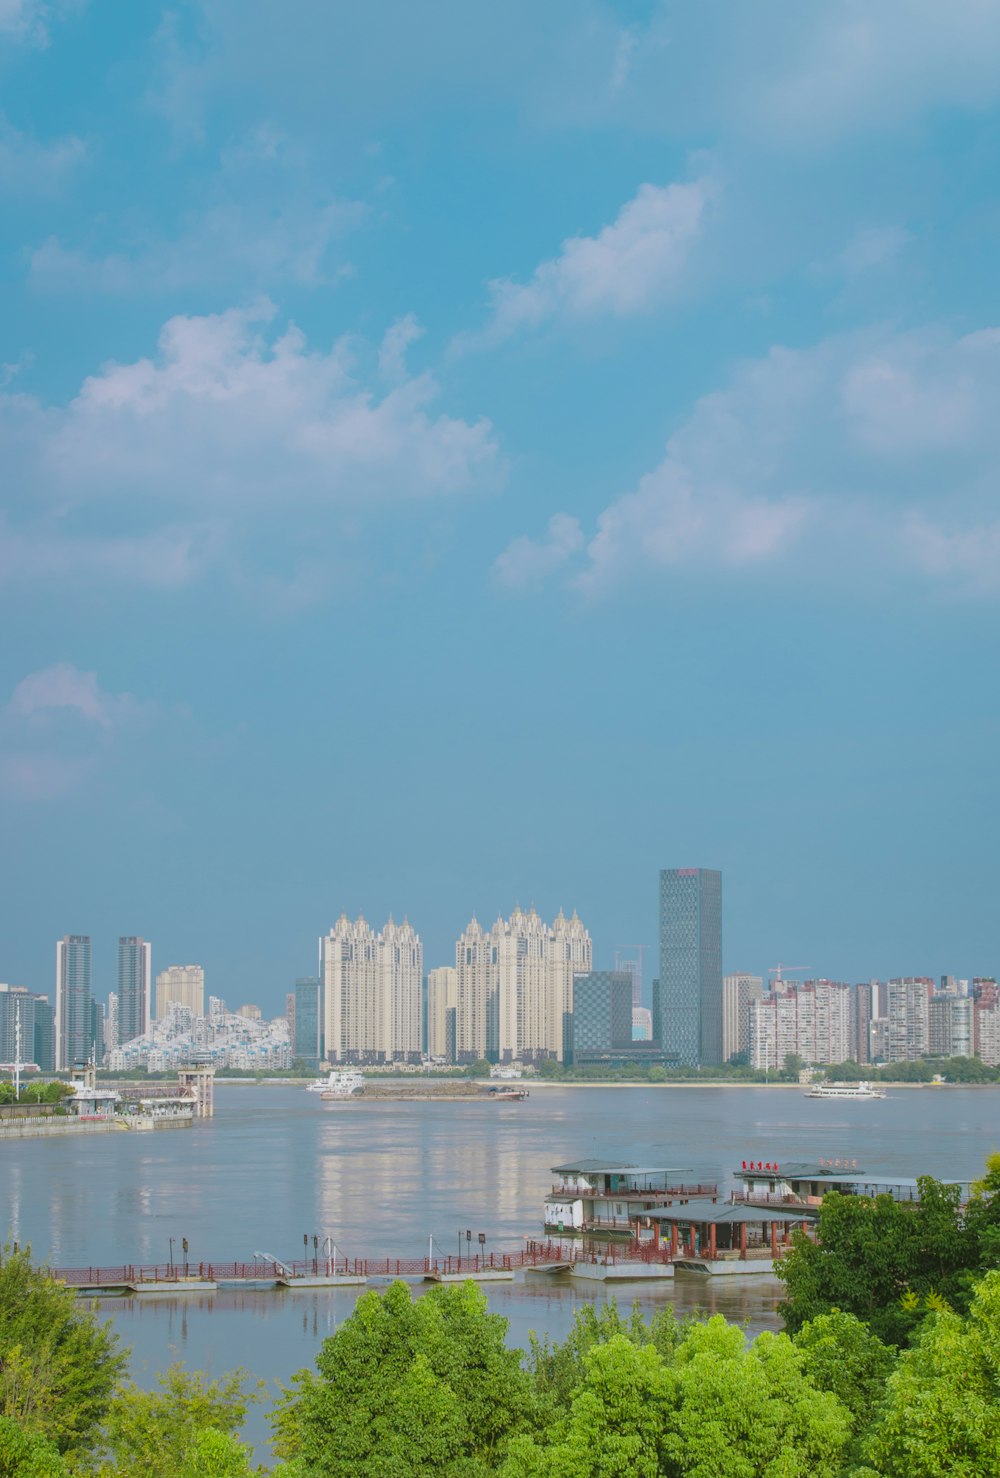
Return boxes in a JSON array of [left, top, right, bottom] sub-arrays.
[[6, 1081, 998, 1452]]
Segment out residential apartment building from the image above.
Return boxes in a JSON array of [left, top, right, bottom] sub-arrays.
[[886, 977, 933, 1061], [155, 965, 205, 1019], [319, 914, 422, 1063], [117, 936, 152, 1045], [426, 966, 458, 1061], [55, 935, 93, 1071], [722, 972, 763, 1062], [452, 907, 591, 1064], [974, 980, 1000, 1068], [749, 980, 856, 1069]]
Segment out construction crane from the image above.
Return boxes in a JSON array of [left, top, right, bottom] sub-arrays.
[[768, 964, 812, 986]]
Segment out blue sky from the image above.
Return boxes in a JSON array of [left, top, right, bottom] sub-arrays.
[[3, 0, 1000, 1011]]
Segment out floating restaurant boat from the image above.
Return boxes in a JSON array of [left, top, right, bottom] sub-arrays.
[[805, 1080, 886, 1099], [732, 1158, 973, 1209], [306, 1069, 365, 1098], [544, 1159, 717, 1236]]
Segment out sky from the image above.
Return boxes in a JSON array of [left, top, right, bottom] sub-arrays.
[[2, 0, 1000, 1012]]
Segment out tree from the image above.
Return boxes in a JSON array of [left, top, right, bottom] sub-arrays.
[[528, 1300, 686, 1412], [0, 1246, 126, 1459], [0, 1417, 68, 1477], [781, 1053, 805, 1081], [778, 1160, 1000, 1345], [273, 1279, 537, 1477], [503, 1319, 851, 1477], [793, 1310, 897, 1465], [861, 1270, 1000, 1476], [466, 1060, 492, 1079], [95, 1365, 258, 1478]]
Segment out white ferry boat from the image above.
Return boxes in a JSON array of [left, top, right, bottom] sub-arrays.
[[306, 1070, 366, 1098], [805, 1080, 886, 1100]]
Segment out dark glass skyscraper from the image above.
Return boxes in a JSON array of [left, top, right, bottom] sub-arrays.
[[658, 869, 723, 1067], [294, 977, 322, 1067], [55, 934, 92, 1070], [117, 936, 151, 1046]]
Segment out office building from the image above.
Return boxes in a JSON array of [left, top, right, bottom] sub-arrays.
[[569, 972, 672, 1069], [293, 977, 322, 1066], [427, 966, 458, 1062], [658, 868, 723, 1067], [320, 914, 422, 1063], [722, 973, 763, 1062], [155, 965, 205, 1020], [55, 935, 93, 1070], [117, 936, 151, 1046], [631, 1006, 653, 1041], [0, 985, 54, 1072]]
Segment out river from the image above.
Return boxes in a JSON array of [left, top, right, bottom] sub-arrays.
[[3, 1082, 996, 1459]]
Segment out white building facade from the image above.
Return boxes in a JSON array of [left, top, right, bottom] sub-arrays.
[[319, 914, 422, 1063], [452, 907, 591, 1064]]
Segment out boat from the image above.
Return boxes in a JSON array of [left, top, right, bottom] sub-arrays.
[[484, 1086, 529, 1100], [805, 1080, 886, 1099], [306, 1070, 366, 1098]]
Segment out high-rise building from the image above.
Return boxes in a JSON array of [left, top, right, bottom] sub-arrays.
[[427, 966, 458, 1062], [722, 973, 763, 1062], [886, 977, 933, 1061], [974, 980, 1000, 1068], [285, 991, 296, 1047], [569, 972, 673, 1068], [0, 985, 54, 1071], [117, 936, 151, 1045], [453, 908, 592, 1064], [658, 869, 723, 1067], [55, 935, 93, 1070], [748, 980, 855, 1069], [929, 994, 973, 1058], [293, 977, 322, 1066], [319, 915, 422, 1063], [236, 1004, 262, 1020], [155, 965, 205, 1019], [455, 917, 495, 1062]]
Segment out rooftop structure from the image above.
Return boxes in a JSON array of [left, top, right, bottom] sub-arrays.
[[546, 1159, 717, 1235]]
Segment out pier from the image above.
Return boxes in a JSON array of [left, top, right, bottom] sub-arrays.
[[50, 1238, 693, 1295]]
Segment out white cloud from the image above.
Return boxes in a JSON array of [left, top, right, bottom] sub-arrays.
[[7, 662, 123, 727], [493, 514, 584, 589], [0, 301, 499, 593], [458, 177, 714, 350], [836, 225, 911, 278], [499, 323, 1000, 597], [30, 198, 363, 294], [378, 313, 424, 384], [1, 663, 150, 800], [0, 115, 85, 190]]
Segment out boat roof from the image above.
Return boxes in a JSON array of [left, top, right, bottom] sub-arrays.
[[645, 1200, 813, 1225], [551, 1159, 689, 1177], [738, 1161, 866, 1179]]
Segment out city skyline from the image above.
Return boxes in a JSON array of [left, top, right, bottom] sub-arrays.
[[5, 892, 1000, 1025]]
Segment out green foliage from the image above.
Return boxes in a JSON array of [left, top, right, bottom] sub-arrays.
[[465, 1059, 493, 1078], [95, 1364, 258, 1478], [528, 1300, 687, 1411], [503, 1317, 851, 1478], [273, 1279, 537, 1477], [781, 1052, 805, 1081], [0, 1416, 68, 1476], [777, 1167, 997, 1345], [0, 1245, 126, 1458], [862, 1269, 1000, 1475]]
